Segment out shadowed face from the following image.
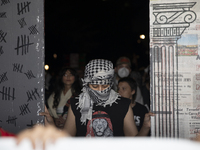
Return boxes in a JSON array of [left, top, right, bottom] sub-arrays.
[[62, 70, 75, 86], [117, 81, 135, 100]]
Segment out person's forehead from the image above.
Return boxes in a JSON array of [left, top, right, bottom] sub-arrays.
[[65, 70, 72, 74], [118, 64, 130, 68], [118, 81, 130, 87]]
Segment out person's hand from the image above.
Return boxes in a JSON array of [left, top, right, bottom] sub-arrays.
[[143, 112, 155, 128], [137, 112, 155, 136], [40, 106, 55, 126], [16, 124, 70, 150], [54, 116, 65, 128]]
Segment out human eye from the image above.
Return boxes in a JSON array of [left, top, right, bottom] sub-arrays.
[[102, 85, 109, 88], [68, 73, 73, 77], [91, 84, 98, 88]]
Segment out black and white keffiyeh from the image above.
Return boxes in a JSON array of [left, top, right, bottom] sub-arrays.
[[77, 59, 120, 124]]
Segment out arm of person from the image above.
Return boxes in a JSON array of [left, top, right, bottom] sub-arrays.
[[123, 106, 138, 136], [65, 103, 70, 107], [137, 112, 154, 136], [63, 105, 76, 136], [40, 106, 55, 126]]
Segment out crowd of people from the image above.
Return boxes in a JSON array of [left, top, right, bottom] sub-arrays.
[[1, 56, 154, 147], [2, 56, 200, 148], [43, 56, 152, 133], [2, 52, 200, 150]]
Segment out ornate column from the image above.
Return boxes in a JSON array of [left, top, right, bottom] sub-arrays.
[[150, 2, 197, 138]]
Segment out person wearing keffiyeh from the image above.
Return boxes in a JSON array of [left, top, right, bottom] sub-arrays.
[[16, 59, 154, 148], [39, 59, 151, 136], [36, 59, 152, 137], [62, 59, 152, 136]]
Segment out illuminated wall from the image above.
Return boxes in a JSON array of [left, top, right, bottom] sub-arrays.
[[0, 0, 44, 134]]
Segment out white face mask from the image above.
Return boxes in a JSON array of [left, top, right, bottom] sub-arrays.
[[118, 67, 129, 78]]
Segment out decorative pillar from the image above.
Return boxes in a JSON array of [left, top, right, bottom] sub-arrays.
[[150, 1, 199, 139]]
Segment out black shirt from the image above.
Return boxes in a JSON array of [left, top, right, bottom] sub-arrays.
[[71, 97, 131, 137], [132, 102, 149, 132]]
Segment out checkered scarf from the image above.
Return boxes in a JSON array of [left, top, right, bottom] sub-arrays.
[[77, 59, 120, 124]]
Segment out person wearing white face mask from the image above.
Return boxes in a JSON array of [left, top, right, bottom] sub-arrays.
[[113, 56, 144, 105], [114, 56, 132, 80], [16, 59, 152, 149], [117, 66, 130, 78]]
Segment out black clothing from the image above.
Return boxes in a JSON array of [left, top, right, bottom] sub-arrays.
[[132, 102, 149, 132], [71, 97, 131, 137]]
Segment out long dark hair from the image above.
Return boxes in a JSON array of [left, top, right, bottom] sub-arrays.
[[52, 67, 82, 108], [118, 77, 137, 103]]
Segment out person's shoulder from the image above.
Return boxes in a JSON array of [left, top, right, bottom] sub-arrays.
[[69, 96, 79, 105], [117, 96, 131, 105], [69, 96, 80, 113], [119, 96, 130, 101], [70, 96, 79, 101], [135, 102, 148, 112]]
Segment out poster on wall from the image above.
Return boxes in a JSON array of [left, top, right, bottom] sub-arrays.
[[0, 0, 44, 134], [150, 0, 200, 139]]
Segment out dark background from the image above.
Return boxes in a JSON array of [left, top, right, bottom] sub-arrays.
[[45, 0, 149, 72]]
